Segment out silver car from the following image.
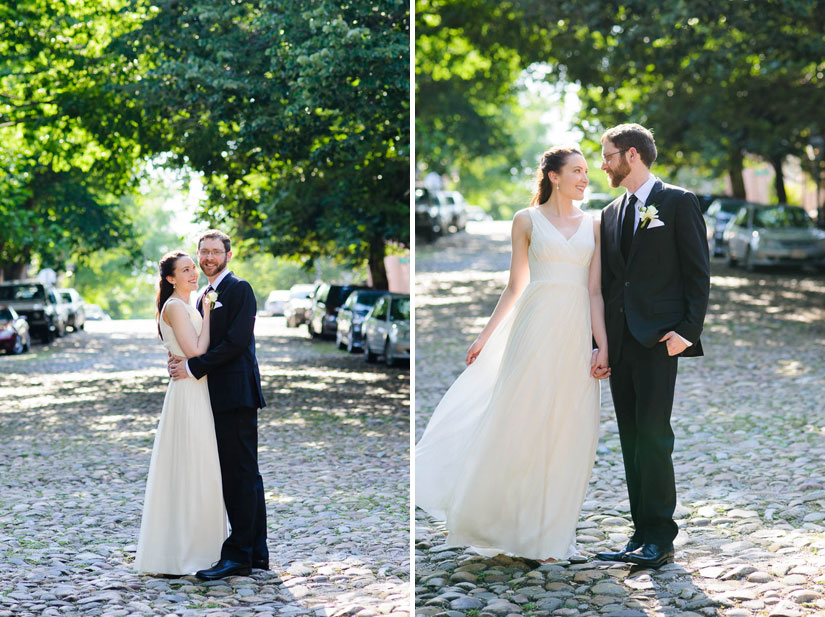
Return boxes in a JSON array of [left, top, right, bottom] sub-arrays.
[[363, 293, 410, 367], [336, 290, 386, 353], [724, 204, 825, 271]]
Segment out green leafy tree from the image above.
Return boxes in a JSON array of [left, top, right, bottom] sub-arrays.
[[0, 0, 154, 278], [114, 0, 410, 289]]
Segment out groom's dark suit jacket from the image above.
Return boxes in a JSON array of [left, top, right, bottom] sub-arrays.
[[600, 179, 710, 365], [189, 271, 265, 413]]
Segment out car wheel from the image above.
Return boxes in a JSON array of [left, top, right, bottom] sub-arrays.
[[744, 248, 758, 273], [42, 327, 55, 344], [346, 328, 358, 353], [364, 337, 378, 363], [308, 319, 319, 339], [384, 339, 396, 368], [337, 330, 346, 350], [12, 335, 24, 355], [23, 333, 30, 352], [726, 246, 738, 267]]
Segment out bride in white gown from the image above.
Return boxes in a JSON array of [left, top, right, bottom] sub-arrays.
[[136, 251, 227, 575], [415, 146, 610, 560]]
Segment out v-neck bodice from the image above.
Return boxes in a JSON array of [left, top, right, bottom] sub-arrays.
[[527, 208, 594, 287]]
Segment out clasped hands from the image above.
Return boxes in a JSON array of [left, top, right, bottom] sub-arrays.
[[590, 348, 610, 380], [167, 353, 189, 381]]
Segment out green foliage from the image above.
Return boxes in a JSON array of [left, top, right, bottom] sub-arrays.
[[416, 0, 825, 211], [114, 0, 410, 289], [0, 0, 153, 274]]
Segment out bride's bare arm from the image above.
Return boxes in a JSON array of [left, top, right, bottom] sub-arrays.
[[466, 210, 532, 365], [588, 218, 609, 377], [164, 301, 211, 358]]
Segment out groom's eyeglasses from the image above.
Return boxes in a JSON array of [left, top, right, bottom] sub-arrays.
[[602, 149, 628, 164], [199, 250, 226, 257]]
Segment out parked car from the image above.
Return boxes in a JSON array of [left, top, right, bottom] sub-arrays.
[[0, 306, 30, 354], [84, 303, 111, 321], [263, 289, 291, 316], [415, 187, 470, 238], [704, 198, 749, 257], [581, 192, 615, 211], [442, 190, 469, 232], [416, 186, 444, 241], [307, 283, 371, 339], [284, 284, 316, 327], [0, 280, 65, 342], [724, 203, 825, 271], [56, 288, 86, 331], [336, 290, 387, 352], [696, 193, 730, 213], [363, 293, 410, 367]]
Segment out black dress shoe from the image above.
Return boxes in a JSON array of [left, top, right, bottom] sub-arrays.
[[195, 559, 251, 580], [594, 540, 643, 562], [625, 543, 674, 569], [252, 558, 269, 570]]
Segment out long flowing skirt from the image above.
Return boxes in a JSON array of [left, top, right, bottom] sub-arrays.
[[415, 281, 600, 560], [136, 376, 227, 574]]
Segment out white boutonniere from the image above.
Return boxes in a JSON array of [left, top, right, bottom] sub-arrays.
[[638, 203, 662, 229], [205, 290, 219, 309]]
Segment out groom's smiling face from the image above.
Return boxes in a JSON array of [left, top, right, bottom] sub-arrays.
[[198, 238, 231, 278], [602, 141, 632, 188]]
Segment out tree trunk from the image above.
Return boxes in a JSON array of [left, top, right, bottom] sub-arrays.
[[728, 150, 746, 199], [1, 263, 28, 281], [771, 155, 787, 203], [368, 238, 389, 290]]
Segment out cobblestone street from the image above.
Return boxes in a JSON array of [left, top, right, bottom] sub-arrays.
[[0, 316, 410, 617], [415, 221, 825, 617]]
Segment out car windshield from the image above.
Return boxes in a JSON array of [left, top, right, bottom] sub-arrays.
[[753, 207, 812, 229], [354, 293, 384, 311], [0, 284, 44, 301], [0, 308, 13, 321], [719, 201, 747, 214], [390, 298, 410, 320], [60, 292, 72, 302]]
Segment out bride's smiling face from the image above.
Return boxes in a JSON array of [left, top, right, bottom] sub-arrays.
[[165, 256, 200, 294], [550, 154, 589, 200]]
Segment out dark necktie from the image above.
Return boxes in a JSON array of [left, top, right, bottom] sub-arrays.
[[200, 285, 213, 313], [621, 194, 638, 261]]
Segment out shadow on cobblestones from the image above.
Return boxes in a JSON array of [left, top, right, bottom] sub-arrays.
[[416, 223, 825, 617], [0, 317, 409, 617]]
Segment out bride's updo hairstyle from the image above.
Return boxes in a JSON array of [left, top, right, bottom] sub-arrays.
[[156, 250, 188, 338], [530, 146, 583, 206]]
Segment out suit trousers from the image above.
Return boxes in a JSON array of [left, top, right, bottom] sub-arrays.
[[609, 325, 679, 546], [213, 406, 268, 564]]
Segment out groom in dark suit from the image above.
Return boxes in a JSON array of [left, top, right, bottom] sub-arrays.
[[169, 229, 268, 579], [593, 124, 710, 568]]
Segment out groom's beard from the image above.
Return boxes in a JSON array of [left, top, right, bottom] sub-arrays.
[[606, 158, 631, 188], [199, 256, 228, 278]]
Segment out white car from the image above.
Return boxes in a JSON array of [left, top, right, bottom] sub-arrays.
[[264, 290, 291, 316], [363, 293, 410, 367]]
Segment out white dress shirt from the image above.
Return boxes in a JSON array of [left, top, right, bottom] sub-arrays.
[[184, 268, 232, 377]]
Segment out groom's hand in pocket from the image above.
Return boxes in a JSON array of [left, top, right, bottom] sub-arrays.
[[659, 331, 688, 356]]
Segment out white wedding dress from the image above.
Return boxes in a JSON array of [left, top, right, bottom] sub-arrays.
[[416, 208, 600, 560], [135, 298, 227, 575]]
